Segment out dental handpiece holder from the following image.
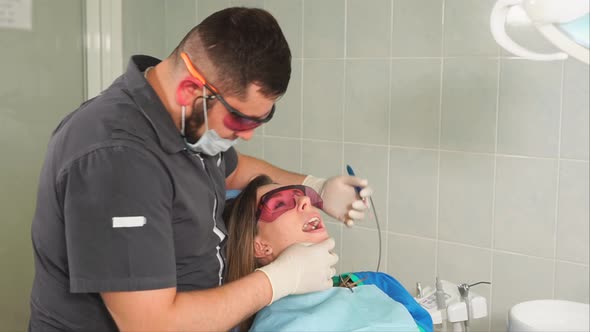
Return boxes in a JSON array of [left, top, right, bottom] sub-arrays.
[[414, 279, 491, 332]]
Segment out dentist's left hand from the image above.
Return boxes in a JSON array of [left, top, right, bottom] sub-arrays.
[[256, 238, 339, 304]]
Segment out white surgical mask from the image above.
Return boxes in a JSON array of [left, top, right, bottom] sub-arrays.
[[182, 86, 238, 156]]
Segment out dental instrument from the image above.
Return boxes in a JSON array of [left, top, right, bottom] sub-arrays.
[[339, 274, 356, 293], [457, 281, 492, 332], [435, 277, 448, 331], [415, 279, 491, 332], [346, 164, 382, 272]]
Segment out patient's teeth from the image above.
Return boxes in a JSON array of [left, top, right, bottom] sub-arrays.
[[302, 217, 321, 232]]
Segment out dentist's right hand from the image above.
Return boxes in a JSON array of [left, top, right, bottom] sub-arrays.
[[256, 237, 338, 304]]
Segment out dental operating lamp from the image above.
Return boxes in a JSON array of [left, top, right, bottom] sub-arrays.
[[491, 0, 589, 64]]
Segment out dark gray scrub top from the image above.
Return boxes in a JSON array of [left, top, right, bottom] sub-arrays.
[[29, 55, 238, 332]]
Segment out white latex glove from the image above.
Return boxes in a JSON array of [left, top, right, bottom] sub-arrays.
[[256, 237, 338, 304], [303, 175, 373, 227]]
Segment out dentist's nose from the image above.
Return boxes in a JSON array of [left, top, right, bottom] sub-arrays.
[[235, 129, 255, 140]]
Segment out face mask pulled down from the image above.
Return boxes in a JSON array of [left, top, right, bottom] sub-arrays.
[[182, 86, 238, 156]]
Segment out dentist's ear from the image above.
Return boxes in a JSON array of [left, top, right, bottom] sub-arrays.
[[175, 77, 204, 106]]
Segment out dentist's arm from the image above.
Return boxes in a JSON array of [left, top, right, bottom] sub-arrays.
[[102, 271, 271, 332], [101, 238, 337, 331], [225, 152, 305, 189]]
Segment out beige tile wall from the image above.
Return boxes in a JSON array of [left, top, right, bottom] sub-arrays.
[[129, 1, 589, 330]]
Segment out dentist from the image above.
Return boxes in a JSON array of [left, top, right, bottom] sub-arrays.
[[29, 7, 371, 332]]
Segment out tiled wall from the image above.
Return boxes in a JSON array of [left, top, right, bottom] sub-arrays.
[[126, 1, 590, 331]]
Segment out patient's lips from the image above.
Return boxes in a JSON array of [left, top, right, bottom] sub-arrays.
[[302, 216, 324, 232]]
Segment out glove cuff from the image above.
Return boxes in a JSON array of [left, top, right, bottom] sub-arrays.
[[302, 175, 326, 195], [255, 267, 286, 305]]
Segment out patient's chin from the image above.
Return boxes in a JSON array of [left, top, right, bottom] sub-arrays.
[[309, 230, 330, 243]]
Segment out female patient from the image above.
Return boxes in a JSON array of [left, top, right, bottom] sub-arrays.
[[223, 175, 433, 332]]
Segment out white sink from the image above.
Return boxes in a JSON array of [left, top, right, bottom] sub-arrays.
[[508, 299, 589, 332]]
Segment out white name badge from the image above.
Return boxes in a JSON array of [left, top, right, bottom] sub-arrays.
[[112, 216, 146, 228]]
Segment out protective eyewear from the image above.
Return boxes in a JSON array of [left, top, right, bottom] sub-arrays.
[[256, 185, 323, 222], [180, 52, 275, 131]]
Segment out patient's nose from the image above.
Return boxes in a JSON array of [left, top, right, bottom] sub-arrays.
[[296, 195, 311, 212]]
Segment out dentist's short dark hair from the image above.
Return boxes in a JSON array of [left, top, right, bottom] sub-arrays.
[[172, 7, 292, 99]]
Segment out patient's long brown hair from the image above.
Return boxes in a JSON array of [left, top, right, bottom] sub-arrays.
[[223, 175, 273, 331], [224, 175, 273, 283]]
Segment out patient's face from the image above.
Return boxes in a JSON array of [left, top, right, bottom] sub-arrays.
[[255, 184, 330, 260]]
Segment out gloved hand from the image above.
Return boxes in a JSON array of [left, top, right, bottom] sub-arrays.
[[256, 238, 338, 304], [303, 175, 373, 226]]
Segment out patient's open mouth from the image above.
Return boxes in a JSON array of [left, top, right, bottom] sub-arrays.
[[302, 217, 323, 232]]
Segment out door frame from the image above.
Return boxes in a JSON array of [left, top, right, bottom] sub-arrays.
[[84, 0, 123, 99]]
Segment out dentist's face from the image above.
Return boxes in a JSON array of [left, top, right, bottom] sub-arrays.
[[184, 97, 205, 144], [185, 84, 275, 144]]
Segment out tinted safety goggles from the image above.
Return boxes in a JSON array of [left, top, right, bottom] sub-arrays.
[[255, 185, 323, 222], [180, 52, 275, 131]]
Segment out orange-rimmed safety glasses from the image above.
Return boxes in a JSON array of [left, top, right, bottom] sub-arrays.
[[180, 52, 275, 131]]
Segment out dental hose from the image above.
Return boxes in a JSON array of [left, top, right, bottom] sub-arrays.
[[346, 165, 382, 272], [370, 195, 382, 272]]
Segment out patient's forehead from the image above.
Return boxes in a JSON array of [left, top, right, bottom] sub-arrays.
[[256, 183, 282, 203]]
